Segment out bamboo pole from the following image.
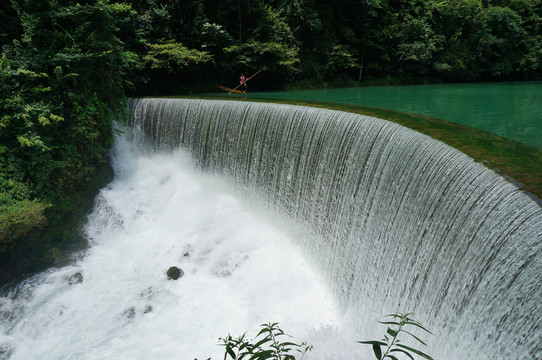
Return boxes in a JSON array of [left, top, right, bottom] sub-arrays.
[[229, 69, 263, 93]]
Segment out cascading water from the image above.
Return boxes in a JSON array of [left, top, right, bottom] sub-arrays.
[[0, 126, 357, 359], [127, 98, 542, 359], [0, 98, 540, 360]]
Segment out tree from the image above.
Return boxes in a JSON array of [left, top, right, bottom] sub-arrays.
[[475, 6, 525, 77], [396, 13, 443, 76], [0, 0, 135, 249], [501, 0, 542, 78], [430, 0, 485, 80], [221, 3, 302, 83]]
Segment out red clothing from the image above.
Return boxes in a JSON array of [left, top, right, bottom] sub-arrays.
[[240, 74, 247, 92]]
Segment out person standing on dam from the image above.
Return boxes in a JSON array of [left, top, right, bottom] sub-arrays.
[[239, 73, 247, 93]]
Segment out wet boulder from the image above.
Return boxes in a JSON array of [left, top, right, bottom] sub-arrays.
[[66, 272, 83, 285], [121, 306, 136, 320], [166, 266, 184, 280]]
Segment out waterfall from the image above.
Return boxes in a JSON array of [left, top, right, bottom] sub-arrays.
[[129, 98, 542, 359], [1, 124, 352, 360]]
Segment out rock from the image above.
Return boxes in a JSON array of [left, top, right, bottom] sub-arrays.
[[66, 272, 83, 285], [166, 266, 184, 280], [140, 287, 154, 301], [0, 344, 14, 358], [121, 306, 136, 319]]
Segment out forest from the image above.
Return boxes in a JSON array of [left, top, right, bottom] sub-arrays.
[[0, 0, 541, 271]]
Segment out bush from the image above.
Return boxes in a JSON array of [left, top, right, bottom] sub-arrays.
[[218, 322, 312, 360], [358, 313, 433, 360], [0, 194, 50, 252]]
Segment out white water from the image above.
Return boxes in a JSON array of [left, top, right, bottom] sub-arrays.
[[0, 134, 360, 360], [2, 98, 541, 360], [126, 99, 542, 359]]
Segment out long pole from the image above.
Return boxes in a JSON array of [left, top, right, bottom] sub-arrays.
[[229, 69, 263, 93]]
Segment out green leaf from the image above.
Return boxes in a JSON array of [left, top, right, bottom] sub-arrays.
[[38, 116, 50, 126], [252, 337, 272, 348], [403, 330, 428, 346], [379, 321, 400, 326], [386, 355, 399, 360], [373, 343, 382, 359], [280, 342, 299, 347], [237, 353, 250, 360], [390, 348, 415, 360], [256, 327, 271, 338], [385, 313, 407, 318], [387, 327, 398, 337], [396, 344, 434, 360], [253, 350, 275, 360], [226, 345, 236, 359], [358, 340, 387, 346], [404, 321, 433, 334]]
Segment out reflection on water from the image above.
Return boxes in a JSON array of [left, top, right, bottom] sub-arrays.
[[247, 82, 542, 149]]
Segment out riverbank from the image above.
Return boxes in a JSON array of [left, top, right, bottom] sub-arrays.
[[193, 95, 542, 203]]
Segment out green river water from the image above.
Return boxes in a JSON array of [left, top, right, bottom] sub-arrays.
[[246, 81, 542, 149]]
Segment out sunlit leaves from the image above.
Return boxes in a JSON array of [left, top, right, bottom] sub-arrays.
[[143, 40, 213, 73], [200, 22, 234, 49], [16, 133, 48, 151], [0, 195, 50, 251]]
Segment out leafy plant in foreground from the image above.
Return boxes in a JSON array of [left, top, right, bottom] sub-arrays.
[[219, 322, 312, 360], [359, 313, 433, 360]]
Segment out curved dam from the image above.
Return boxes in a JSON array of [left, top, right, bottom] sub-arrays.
[[129, 98, 542, 359]]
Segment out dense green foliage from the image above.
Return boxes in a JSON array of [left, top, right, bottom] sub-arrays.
[[0, 0, 540, 270], [119, 0, 542, 93], [0, 0, 133, 256]]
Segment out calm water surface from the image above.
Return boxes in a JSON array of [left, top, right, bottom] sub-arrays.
[[247, 82, 542, 149]]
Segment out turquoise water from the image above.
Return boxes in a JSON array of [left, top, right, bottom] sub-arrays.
[[246, 82, 542, 149]]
